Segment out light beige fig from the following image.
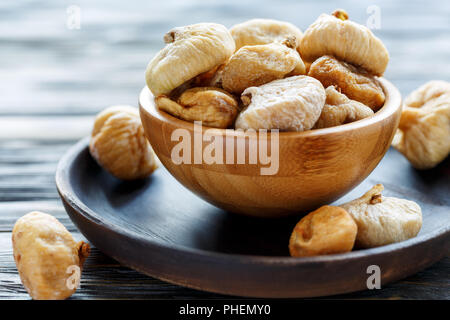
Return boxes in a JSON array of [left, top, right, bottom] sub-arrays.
[[221, 37, 306, 94], [230, 18, 303, 53], [308, 55, 385, 110], [392, 81, 450, 169], [289, 205, 357, 257], [145, 23, 235, 96], [235, 76, 326, 131], [340, 184, 422, 248], [156, 87, 239, 128], [301, 10, 389, 76], [12, 211, 90, 300], [314, 86, 374, 128], [403, 80, 450, 108], [90, 106, 158, 180]]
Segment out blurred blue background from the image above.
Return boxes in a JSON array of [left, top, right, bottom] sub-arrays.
[[0, 0, 449, 138]]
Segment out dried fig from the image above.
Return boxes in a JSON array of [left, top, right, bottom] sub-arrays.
[[404, 80, 450, 108], [301, 10, 389, 76], [90, 106, 158, 180], [145, 23, 235, 95], [12, 212, 90, 300], [221, 37, 305, 94], [314, 86, 374, 128], [230, 18, 303, 53], [289, 206, 357, 257], [392, 81, 450, 169], [340, 184, 422, 248], [235, 76, 326, 131], [308, 55, 385, 110], [156, 87, 239, 128]]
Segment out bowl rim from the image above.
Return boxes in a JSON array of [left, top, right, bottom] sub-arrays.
[[139, 77, 402, 138]]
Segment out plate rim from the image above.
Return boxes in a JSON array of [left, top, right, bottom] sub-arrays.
[[56, 137, 450, 266], [139, 77, 401, 139]]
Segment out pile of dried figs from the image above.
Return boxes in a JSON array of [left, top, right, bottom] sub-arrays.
[[145, 10, 389, 131]]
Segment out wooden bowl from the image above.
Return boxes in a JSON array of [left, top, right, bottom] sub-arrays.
[[139, 78, 402, 217]]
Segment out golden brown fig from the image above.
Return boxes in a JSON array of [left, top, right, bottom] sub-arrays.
[[314, 86, 374, 128], [222, 37, 305, 94], [289, 206, 357, 257], [156, 87, 239, 128], [308, 55, 385, 110], [90, 106, 158, 180], [12, 212, 90, 300]]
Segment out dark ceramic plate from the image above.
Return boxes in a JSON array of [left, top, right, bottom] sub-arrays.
[[56, 138, 450, 298]]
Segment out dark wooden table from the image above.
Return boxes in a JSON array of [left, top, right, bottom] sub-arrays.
[[0, 0, 448, 299]]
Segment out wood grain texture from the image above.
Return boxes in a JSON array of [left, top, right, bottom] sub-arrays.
[[140, 79, 402, 217], [0, 0, 449, 299]]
